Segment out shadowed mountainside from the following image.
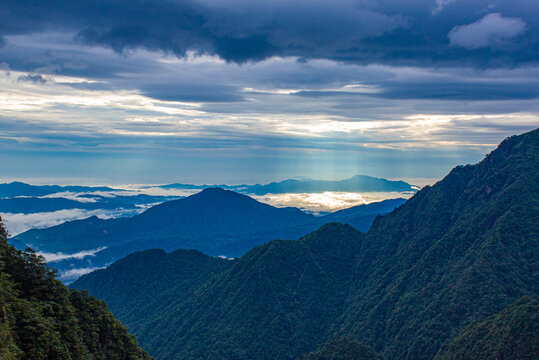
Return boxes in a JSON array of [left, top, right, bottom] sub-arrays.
[[434, 295, 539, 360]]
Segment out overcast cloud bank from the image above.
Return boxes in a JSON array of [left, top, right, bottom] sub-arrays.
[[0, 0, 537, 185]]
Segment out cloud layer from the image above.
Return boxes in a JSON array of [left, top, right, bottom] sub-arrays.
[[449, 13, 527, 49], [37, 247, 107, 263], [1, 208, 137, 235], [0, 1, 537, 184], [253, 191, 415, 214], [2, 0, 538, 67]]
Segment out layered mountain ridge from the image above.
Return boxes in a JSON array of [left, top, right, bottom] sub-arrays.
[[158, 174, 415, 195], [15, 190, 405, 281], [73, 129, 539, 359]]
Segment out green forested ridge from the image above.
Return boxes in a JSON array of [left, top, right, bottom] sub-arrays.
[[337, 127, 538, 359], [435, 295, 539, 360], [72, 128, 539, 360], [300, 337, 385, 360], [0, 217, 152, 360], [72, 248, 236, 334], [77, 223, 366, 359]]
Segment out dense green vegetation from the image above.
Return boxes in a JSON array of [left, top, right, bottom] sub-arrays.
[[73, 248, 236, 333], [300, 337, 385, 360], [72, 128, 539, 360], [435, 295, 539, 360], [0, 217, 152, 360], [75, 223, 365, 359], [338, 128, 539, 359]]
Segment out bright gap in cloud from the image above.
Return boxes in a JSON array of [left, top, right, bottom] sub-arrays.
[[253, 191, 415, 214]]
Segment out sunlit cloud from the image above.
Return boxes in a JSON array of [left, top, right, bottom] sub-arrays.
[[2, 65, 536, 152], [0, 26, 537, 184], [61, 267, 106, 282], [253, 191, 415, 213]]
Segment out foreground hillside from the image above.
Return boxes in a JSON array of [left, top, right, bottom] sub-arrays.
[[72, 249, 236, 331], [75, 223, 365, 359], [435, 295, 538, 360], [0, 218, 151, 360], [73, 128, 539, 360], [337, 127, 538, 359], [300, 337, 385, 360]]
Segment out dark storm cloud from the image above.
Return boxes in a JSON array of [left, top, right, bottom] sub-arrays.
[[1, 0, 538, 67]]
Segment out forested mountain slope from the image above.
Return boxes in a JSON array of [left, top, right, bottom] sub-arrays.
[[0, 218, 151, 360], [434, 295, 539, 360], [76, 223, 364, 359], [337, 128, 539, 359], [299, 337, 385, 360], [73, 248, 236, 331], [73, 128, 539, 360]]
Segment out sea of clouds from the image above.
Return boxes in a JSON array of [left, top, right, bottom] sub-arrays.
[[1, 186, 420, 235]]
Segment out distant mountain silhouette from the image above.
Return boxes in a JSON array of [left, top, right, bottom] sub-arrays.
[[0, 194, 181, 214], [158, 174, 415, 195], [15, 188, 404, 280], [73, 128, 538, 360], [15, 188, 315, 254], [0, 181, 120, 198], [1, 175, 414, 201], [323, 198, 406, 229]]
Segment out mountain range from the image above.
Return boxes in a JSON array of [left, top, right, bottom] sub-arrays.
[[1, 175, 415, 200], [72, 128, 539, 360], [1, 175, 414, 239], [158, 174, 416, 195], [0, 182, 120, 198], [0, 194, 180, 214], [13, 190, 405, 281]]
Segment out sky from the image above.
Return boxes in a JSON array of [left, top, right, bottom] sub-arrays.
[[0, 0, 538, 185]]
